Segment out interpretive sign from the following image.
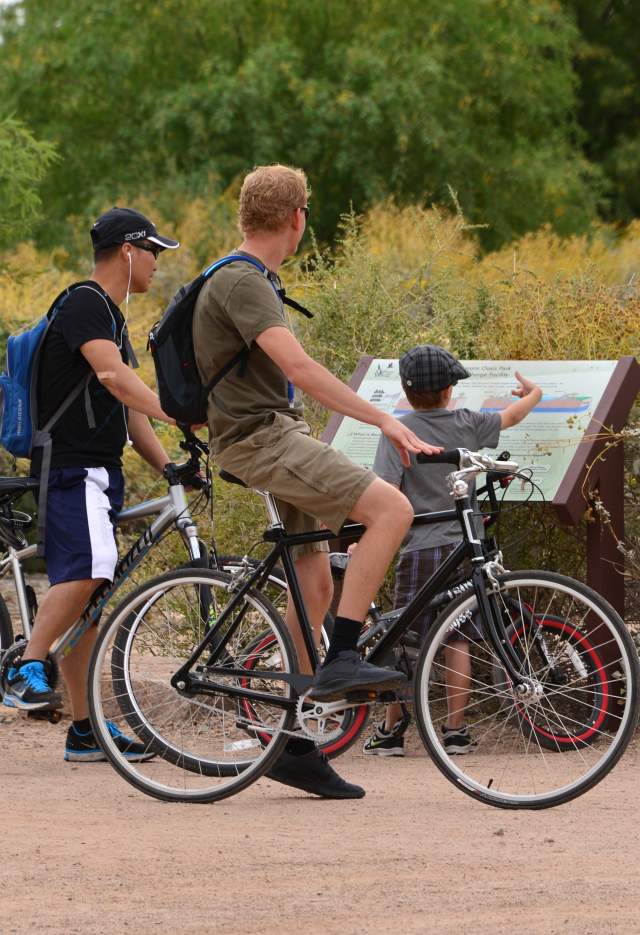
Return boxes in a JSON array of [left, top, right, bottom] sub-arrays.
[[322, 355, 640, 615], [325, 358, 618, 501]]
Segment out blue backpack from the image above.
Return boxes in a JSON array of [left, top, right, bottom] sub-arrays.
[[0, 282, 119, 459]]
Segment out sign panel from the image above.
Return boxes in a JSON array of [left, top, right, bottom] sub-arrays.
[[329, 359, 619, 500]]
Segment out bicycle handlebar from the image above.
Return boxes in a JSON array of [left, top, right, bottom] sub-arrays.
[[416, 449, 462, 465], [417, 447, 519, 474]]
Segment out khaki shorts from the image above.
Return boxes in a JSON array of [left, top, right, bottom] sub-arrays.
[[216, 412, 376, 555]]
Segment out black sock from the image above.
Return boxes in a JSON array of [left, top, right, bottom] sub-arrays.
[[323, 616, 362, 666], [285, 738, 316, 756], [73, 717, 92, 734]]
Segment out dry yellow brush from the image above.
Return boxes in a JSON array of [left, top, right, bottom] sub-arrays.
[[1, 201, 639, 569]]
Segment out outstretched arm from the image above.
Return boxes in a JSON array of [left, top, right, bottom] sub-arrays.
[[256, 326, 442, 465], [500, 371, 542, 428]]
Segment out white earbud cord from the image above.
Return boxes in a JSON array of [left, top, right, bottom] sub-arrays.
[[122, 252, 133, 446]]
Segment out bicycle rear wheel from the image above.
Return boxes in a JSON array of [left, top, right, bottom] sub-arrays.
[[88, 568, 297, 803], [414, 571, 639, 809]]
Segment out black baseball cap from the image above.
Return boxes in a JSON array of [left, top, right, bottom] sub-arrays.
[[91, 207, 179, 251], [400, 344, 470, 392]]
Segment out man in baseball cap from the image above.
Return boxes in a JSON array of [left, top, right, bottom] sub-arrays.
[[4, 206, 181, 766], [91, 206, 179, 252]]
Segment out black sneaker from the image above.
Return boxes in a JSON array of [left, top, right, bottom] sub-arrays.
[[308, 650, 407, 702], [363, 708, 412, 757], [266, 747, 365, 799], [3, 661, 62, 711], [64, 721, 156, 763], [442, 724, 475, 755]]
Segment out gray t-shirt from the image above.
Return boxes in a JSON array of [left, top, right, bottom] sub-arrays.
[[373, 408, 502, 552]]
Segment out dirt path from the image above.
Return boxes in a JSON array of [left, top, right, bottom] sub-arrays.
[[1, 707, 638, 935]]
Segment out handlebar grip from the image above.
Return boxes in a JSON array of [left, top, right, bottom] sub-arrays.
[[416, 449, 461, 466]]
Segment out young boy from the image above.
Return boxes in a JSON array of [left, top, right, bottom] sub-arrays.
[[362, 344, 542, 756]]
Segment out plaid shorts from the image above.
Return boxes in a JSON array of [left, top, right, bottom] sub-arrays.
[[394, 543, 482, 644]]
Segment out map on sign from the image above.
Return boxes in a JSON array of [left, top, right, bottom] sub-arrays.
[[329, 359, 618, 501]]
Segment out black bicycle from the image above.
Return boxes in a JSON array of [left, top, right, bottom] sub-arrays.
[[86, 448, 640, 809]]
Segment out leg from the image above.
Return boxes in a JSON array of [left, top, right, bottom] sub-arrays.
[[6, 466, 124, 724], [5, 578, 102, 712], [336, 478, 413, 622], [58, 614, 101, 721], [23, 578, 102, 661], [444, 640, 471, 730], [384, 702, 403, 732], [284, 551, 333, 675], [311, 480, 413, 700]]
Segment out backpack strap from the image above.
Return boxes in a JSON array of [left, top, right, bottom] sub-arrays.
[[32, 375, 92, 554], [200, 254, 314, 400], [203, 254, 314, 318]]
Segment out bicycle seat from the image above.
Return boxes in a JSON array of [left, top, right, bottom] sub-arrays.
[[218, 470, 248, 489], [0, 476, 40, 497]]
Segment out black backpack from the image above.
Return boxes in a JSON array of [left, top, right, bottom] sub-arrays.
[[148, 254, 311, 425]]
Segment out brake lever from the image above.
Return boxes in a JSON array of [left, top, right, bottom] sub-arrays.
[[177, 424, 210, 457]]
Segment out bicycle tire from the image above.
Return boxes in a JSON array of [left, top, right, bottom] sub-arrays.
[[414, 570, 639, 810], [493, 611, 610, 751], [0, 593, 13, 653], [88, 568, 298, 804]]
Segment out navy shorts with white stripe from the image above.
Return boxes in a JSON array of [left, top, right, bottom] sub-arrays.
[[43, 467, 125, 585]]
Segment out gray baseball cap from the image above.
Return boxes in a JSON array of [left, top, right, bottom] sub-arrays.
[[400, 345, 470, 392]]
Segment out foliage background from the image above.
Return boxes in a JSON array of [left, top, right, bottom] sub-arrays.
[[2, 0, 638, 250], [0, 0, 638, 613]]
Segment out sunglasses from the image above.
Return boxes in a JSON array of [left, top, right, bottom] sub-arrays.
[[299, 205, 310, 220], [134, 242, 162, 259]]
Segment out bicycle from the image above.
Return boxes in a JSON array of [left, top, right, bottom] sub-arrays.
[[0, 428, 289, 718], [86, 448, 640, 809]]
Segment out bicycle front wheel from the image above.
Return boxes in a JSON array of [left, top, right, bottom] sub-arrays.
[[414, 571, 640, 810], [88, 568, 297, 804]]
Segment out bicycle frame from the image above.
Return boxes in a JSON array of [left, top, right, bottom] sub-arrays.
[[0, 482, 203, 660], [170, 483, 529, 708]]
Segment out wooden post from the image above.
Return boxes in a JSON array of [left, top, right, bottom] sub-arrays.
[[585, 443, 625, 616], [553, 356, 640, 618]]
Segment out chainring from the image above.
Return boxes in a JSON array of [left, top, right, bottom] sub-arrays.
[[295, 691, 355, 743]]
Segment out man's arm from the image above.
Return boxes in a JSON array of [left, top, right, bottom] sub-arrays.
[[79, 339, 175, 424], [127, 409, 171, 474], [500, 371, 542, 429], [256, 327, 442, 466]]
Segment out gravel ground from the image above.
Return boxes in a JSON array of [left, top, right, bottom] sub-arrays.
[[1, 704, 639, 935]]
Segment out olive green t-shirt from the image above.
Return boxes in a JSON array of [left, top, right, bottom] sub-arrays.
[[193, 252, 304, 453]]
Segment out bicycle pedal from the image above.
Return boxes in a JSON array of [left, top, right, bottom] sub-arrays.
[[27, 708, 63, 724], [379, 690, 402, 703], [343, 690, 379, 703]]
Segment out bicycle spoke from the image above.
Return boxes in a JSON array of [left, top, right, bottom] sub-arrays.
[[415, 572, 639, 809], [89, 569, 296, 803]]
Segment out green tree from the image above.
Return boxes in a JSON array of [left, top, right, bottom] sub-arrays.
[[562, 0, 640, 224], [0, 0, 599, 248], [0, 116, 57, 249]]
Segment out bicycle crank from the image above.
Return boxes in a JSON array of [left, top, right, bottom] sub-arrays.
[[296, 691, 364, 743]]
